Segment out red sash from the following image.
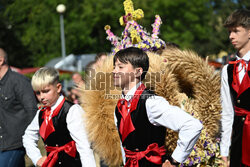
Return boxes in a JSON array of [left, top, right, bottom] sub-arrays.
[[235, 106, 250, 166], [39, 98, 65, 140], [42, 141, 77, 167], [124, 143, 166, 167], [117, 83, 146, 142]]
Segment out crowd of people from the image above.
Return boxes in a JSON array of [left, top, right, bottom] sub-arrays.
[[0, 8, 249, 167]]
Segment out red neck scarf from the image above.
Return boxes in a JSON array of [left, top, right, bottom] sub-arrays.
[[228, 59, 249, 96], [117, 83, 146, 142], [39, 98, 65, 141]]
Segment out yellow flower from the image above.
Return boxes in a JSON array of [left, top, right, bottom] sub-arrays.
[[119, 17, 125, 26], [104, 25, 111, 30], [125, 6, 133, 12], [134, 9, 144, 20], [130, 29, 141, 44], [124, 0, 134, 15]]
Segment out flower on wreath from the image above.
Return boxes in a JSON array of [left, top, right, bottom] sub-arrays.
[[104, 0, 166, 54]]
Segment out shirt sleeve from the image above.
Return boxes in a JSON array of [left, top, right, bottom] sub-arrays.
[[66, 104, 96, 167], [114, 111, 126, 165], [22, 110, 42, 165], [220, 65, 234, 156], [146, 96, 203, 163]]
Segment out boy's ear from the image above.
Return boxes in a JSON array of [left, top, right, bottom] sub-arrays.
[[135, 67, 143, 78], [56, 83, 62, 93]]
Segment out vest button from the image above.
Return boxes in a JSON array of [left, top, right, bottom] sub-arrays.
[[242, 117, 245, 121], [56, 144, 58, 147], [237, 100, 240, 103], [58, 161, 61, 164]]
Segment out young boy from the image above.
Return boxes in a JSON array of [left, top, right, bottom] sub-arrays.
[[22, 67, 96, 167], [112, 47, 203, 166], [220, 9, 250, 167]]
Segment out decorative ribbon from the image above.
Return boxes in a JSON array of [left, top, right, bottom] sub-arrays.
[[39, 98, 65, 140], [42, 140, 76, 167], [124, 143, 166, 167]]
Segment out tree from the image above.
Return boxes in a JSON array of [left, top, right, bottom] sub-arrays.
[[0, 0, 246, 67]]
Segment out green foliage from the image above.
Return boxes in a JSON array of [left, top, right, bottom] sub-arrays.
[[0, 0, 246, 67]]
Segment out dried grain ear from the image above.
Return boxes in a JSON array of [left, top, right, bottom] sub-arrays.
[[80, 49, 221, 166]]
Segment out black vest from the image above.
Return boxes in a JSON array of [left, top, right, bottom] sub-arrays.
[[227, 64, 250, 167], [115, 90, 167, 166], [39, 100, 81, 167], [227, 64, 250, 110]]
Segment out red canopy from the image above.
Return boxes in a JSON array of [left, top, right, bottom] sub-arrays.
[[10, 66, 74, 75]]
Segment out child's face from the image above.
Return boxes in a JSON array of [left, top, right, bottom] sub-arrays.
[[228, 26, 250, 50], [112, 59, 138, 90], [35, 83, 62, 107]]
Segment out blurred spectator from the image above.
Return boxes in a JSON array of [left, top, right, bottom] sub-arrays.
[[72, 72, 84, 87], [0, 48, 38, 167], [71, 88, 80, 104], [95, 52, 107, 68]]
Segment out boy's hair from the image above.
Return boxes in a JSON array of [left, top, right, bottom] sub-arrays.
[[113, 47, 149, 80], [31, 67, 59, 91], [224, 9, 250, 29]]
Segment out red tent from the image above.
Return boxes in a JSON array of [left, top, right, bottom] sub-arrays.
[[10, 66, 74, 75]]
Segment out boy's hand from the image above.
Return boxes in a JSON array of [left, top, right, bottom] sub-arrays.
[[222, 156, 229, 167], [36, 156, 47, 167], [162, 160, 178, 167]]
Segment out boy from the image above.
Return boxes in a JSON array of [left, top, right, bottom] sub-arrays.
[[220, 9, 250, 167], [112, 47, 203, 166], [22, 67, 96, 167]]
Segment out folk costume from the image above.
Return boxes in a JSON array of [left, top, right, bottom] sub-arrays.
[[80, 0, 222, 166], [23, 95, 96, 167], [220, 51, 250, 166], [114, 82, 202, 166]]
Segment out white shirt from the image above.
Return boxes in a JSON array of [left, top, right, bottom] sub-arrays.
[[220, 51, 250, 156], [22, 95, 96, 167], [114, 82, 203, 163]]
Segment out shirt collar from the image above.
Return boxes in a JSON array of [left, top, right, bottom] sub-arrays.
[[122, 82, 142, 101], [236, 51, 250, 62], [50, 95, 64, 111]]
